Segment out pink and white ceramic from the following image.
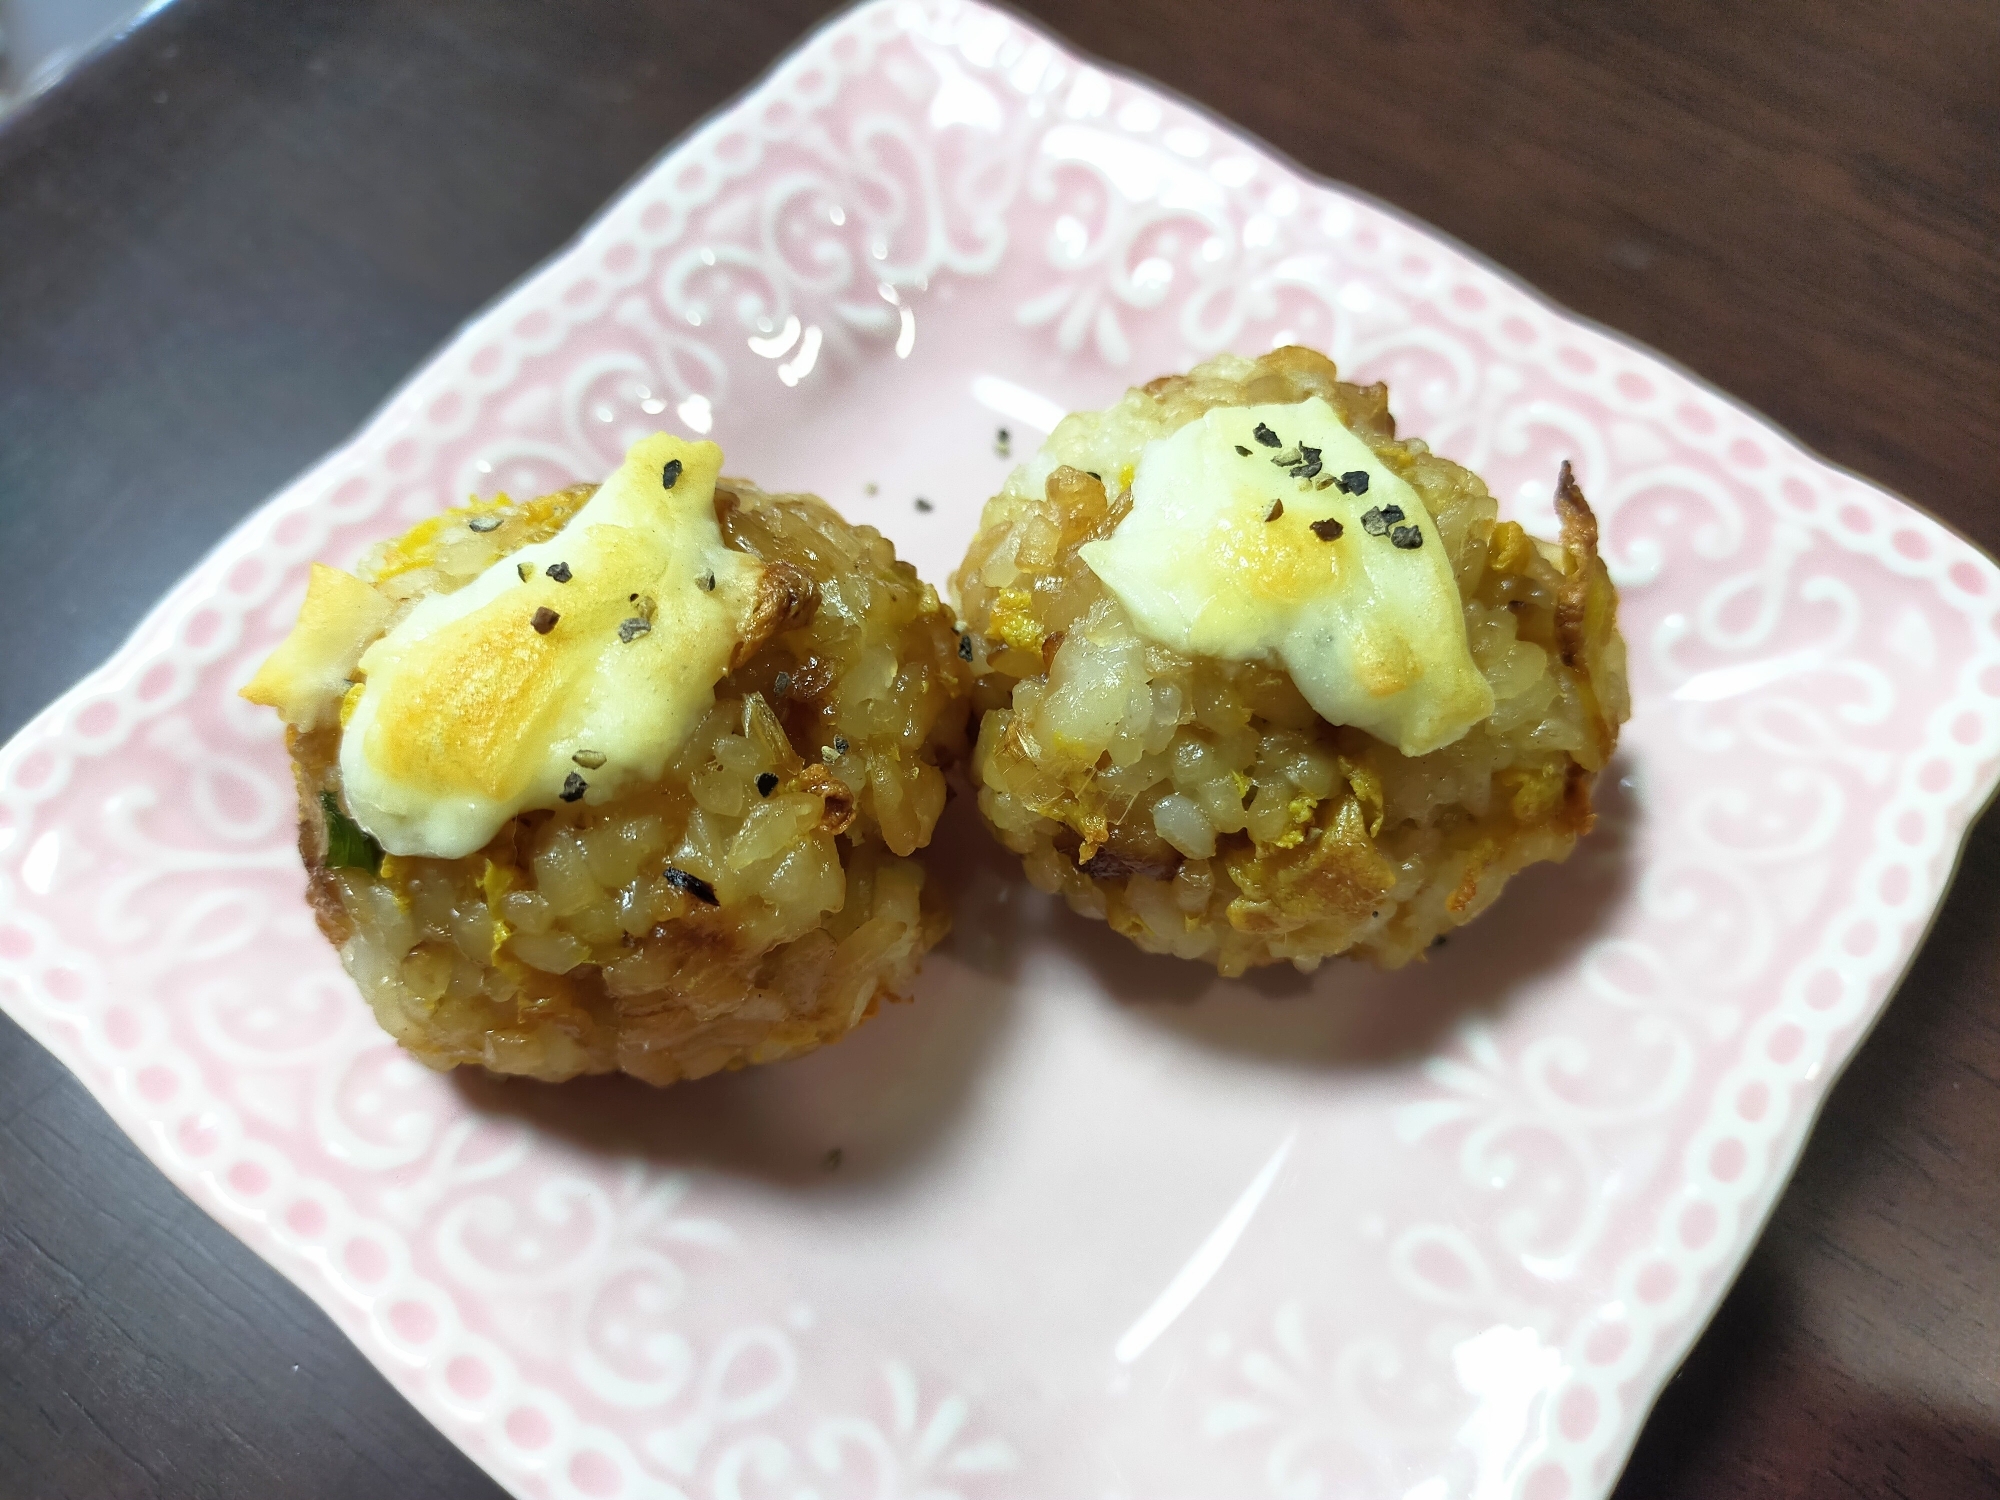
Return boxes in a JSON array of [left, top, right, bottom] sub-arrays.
[[4, 3, 1997, 1496]]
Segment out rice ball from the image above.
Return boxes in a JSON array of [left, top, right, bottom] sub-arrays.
[[953, 347, 1630, 976], [244, 435, 972, 1083]]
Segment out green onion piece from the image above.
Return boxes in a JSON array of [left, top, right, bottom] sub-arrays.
[[320, 790, 382, 874]]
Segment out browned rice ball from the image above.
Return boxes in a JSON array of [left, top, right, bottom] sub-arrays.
[[953, 347, 1630, 977], [269, 475, 972, 1084]]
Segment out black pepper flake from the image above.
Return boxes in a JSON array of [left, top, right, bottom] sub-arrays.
[[517, 561, 534, 582], [756, 772, 779, 797], [1336, 469, 1370, 495], [773, 670, 791, 696], [1390, 523, 1424, 549], [698, 569, 715, 592], [617, 616, 651, 643], [560, 771, 587, 802], [957, 634, 974, 661], [663, 865, 720, 906], [572, 749, 607, 770], [467, 513, 503, 533], [1289, 444, 1323, 480], [1265, 499, 1285, 523], [995, 427, 1011, 456], [531, 606, 560, 634], [1361, 504, 1405, 538], [1235, 444, 1252, 456], [1253, 422, 1281, 447], [833, 736, 850, 755], [545, 561, 572, 583], [914, 497, 934, 513], [1310, 517, 1344, 541], [661, 458, 683, 489]]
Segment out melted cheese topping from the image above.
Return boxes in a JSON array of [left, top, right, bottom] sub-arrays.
[[1079, 398, 1494, 756], [241, 562, 393, 732], [340, 434, 763, 859]]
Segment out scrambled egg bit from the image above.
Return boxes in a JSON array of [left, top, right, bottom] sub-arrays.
[[246, 434, 763, 859], [1078, 397, 1495, 756]]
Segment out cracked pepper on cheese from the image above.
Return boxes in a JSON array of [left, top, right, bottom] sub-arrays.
[[1077, 397, 1495, 757], [954, 347, 1630, 976], [243, 435, 972, 1084], [336, 436, 761, 858]]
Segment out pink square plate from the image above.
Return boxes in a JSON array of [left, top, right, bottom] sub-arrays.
[[4, 3, 1998, 1496]]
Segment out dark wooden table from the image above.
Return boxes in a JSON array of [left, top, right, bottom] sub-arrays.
[[2, 2, 1995, 1494]]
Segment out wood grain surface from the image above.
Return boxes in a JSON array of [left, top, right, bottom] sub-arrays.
[[1, 1, 1995, 1495]]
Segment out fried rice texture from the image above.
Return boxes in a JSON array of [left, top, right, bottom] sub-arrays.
[[953, 347, 1631, 976], [283, 478, 971, 1083]]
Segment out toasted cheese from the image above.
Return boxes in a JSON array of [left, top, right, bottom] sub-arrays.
[[1078, 398, 1493, 756], [241, 562, 394, 732], [338, 433, 763, 859]]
